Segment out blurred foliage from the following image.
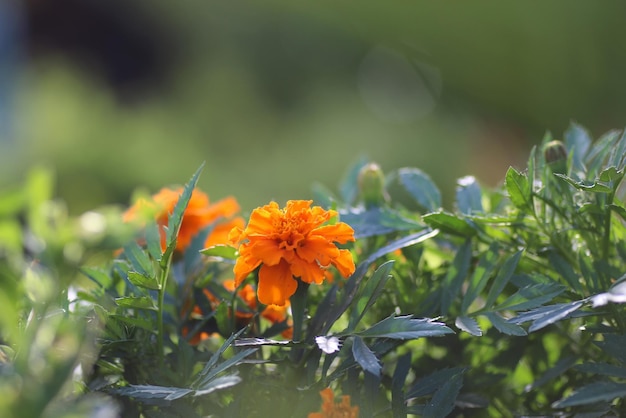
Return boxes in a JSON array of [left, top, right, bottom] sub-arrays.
[[6, 1, 626, 214]]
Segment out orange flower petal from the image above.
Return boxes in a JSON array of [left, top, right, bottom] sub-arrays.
[[297, 235, 339, 265], [233, 251, 262, 285], [248, 239, 285, 266], [257, 260, 297, 306], [332, 249, 356, 278], [313, 223, 356, 244], [290, 257, 327, 285]]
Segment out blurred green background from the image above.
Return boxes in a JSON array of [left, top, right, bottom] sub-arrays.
[[2, 0, 625, 214]]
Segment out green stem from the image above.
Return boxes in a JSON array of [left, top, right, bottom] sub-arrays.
[[602, 191, 615, 262], [157, 256, 173, 367]]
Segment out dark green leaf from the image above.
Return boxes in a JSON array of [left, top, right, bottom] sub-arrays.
[[552, 381, 626, 408], [422, 370, 464, 418], [127, 271, 160, 290], [109, 314, 154, 331], [508, 301, 584, 332], [356, 315, 454, 339], [200, 244, 238, 260], [123, 241, 154, 277], [145, 221, 162, 262], [163, 163, 205, 261], [406, 367, 466, 399], [554, 174, 612, 193], [461, 242, 499, 314], [392, 353, 411, 418], [194, 375, 242, 396], [423, 212, 476, 237], [608, 129, 626, 169], [352, 336, 381, 377], [397, 167, 441, 212], [456, 176, 483, 215], [80, 267, 113, 289], [610, 203, 626, 222], [115, 296, 156, 310], [455, 316, 482, 336], [564, 122, 591, 174], [493, 282, 565, 312], [546, 251, 583, 293], [441, 240, 472, 315], [348, 260, 394, 331], [113, 385, 193, 401], [595, 334, 626, 364], [484, 251, 523, 308], [505, 167, 531, 210], [526, 357, 577, 392], [575, 362, 626, 379], [339, 206, 423, 239], [484, 312, 526, 336]]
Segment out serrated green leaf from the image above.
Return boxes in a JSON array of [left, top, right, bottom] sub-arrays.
[[564, 122, 591, 174], [112, 385, 193, 401], [200, 244, 238, 260], [461, 242, 498, 314], [80, 267, 113, 289], [595, 334, 626, 364], [339, 206, 423, 239], [484, 251, 522, 308], [348, 260, 394, 332], [397, 167, 441, 212], [455, 316, 482, 336], [356, 315, 454, 339], [575, 362, 626, 379], [163, 163, 205, 261], [392, 353, 411, 417], [194, 375, 242, 396], [123, 241, 154, 278], [610, 203, 626, 222], [456, 176, 483, 215], [526, 356, 577, 392], [109, 314, 154, 331], [546, 251, 583, 293], [352, 336, 381, 377], [493, 282, 565, 312], [422, 370, 464, 418], [505, 167, 532, 210], [127, 271, 160, 290], [115, 296, 157, 310], [145, 221, 163, 262], [422, 212, 476, 237], [406, 367, 466, 399], [508, 301, 584, 332], [554, 174, 612, 193], [552, 381, 626, 408], [483, 312, 526, 336], [441, 240, 472, 315]]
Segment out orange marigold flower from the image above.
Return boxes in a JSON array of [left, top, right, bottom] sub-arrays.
[[230, 200, 356, 306], [183, 279, 293, 345], [124, 187, 244, 253], [308, 388, 359, 418]]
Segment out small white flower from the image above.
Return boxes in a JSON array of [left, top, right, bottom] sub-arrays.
[[315, 336, 342, 354]]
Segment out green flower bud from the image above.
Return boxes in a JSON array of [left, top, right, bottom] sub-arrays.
[[543, 140, 568, 174], [358, 162, 389, 208]]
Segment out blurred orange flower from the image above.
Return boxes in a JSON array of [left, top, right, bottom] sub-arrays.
[[183, 279, 293, 345], [308, 388, 359, 418], [229, 200, 356, 306], [124, 187, 244, 253]]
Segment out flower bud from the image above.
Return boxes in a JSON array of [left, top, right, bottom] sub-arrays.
[[358, 162, 389, 208], [543, 140, 568, 174]]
